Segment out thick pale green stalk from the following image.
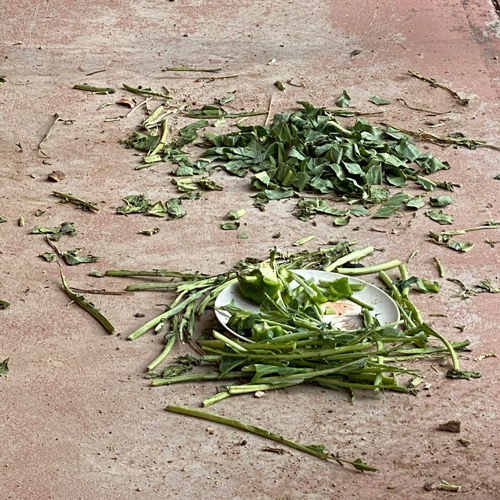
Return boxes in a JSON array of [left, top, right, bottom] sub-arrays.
[[213, 331, 248, 352], [147, 335, 176, 371], [324, 246, 374, 272], [338, 259, 401, 276], [203, 392, 231, 407], [166, 405, 377, 471]]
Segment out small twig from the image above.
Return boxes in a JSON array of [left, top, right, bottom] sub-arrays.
[[70, 288, 129, 296], [52, 191, 99, 212], [163, 66, 222, 73], [408, 70, 469, 106], [196, 74, 239, 81], [265, 94, 275, 126], [38, 113, 61, 155], [122, 83, 172, 100], [85, 69, 106, 76], [396, 98, 450, 115]]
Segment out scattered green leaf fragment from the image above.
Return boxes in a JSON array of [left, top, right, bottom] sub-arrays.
[[227, 209, 246, 220], [274, 81, 285, 91], [39, 252, 57, 262], [215, 95, 235, 105], [294, 235, 316, 246], [369, 95, 391, 105], [0, 358, 9, 376], [430, 195, 453, 207], [438, 480, 461, 492], [335, 90, 351, 108], [196, 177, 223, 191], [0, 76, 6, 86], [166, 405, 377, 471], [139, 228, 161, 236], [348, 205, 371, 217], [272, 232, 281, 238], [237, 233, 248, 239], [426, 209, 453, 225], [73, 84, 116, 94], [221, 221, 240, 230], [494, 174, 500, 180], [446, 370, 481, 379], [166, 198, 186, 220], [18, 217, 25, 227], [0, 300, 10, 310], [35, 210, 45, 217], [333, 215, 351, 226], [406, 196, 425, 209], [477, 278, 500, 293], [0, 216, 6, 223], [373, 192, 411, 218], [30, 221, 76, 241], [61, 249, 99, 266], [448, 241, 474, 252], [400, 276, 440, 293]]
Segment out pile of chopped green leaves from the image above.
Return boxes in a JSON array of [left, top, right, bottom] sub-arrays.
[[123, 101, 455, 219], [198, 101, 452, 207]]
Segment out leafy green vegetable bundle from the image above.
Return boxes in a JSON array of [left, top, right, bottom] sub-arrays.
[[109, 246, 468, 405]]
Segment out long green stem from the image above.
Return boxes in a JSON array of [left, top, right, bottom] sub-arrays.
[[166, 405, 377, 471], [147, 335, 176, 371], [324, 246, 374, 272], [338, 259, 401, 276]]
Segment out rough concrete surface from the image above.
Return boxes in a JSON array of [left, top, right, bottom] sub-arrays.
[[1, 0, 500, 498]]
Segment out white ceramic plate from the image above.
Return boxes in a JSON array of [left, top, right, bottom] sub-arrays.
[[214, 269, 400, 339]]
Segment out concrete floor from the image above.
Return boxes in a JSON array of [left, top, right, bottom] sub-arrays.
[[1, 0, 500, 498]]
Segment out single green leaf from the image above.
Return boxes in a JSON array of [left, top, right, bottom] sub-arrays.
[[215, 95, 235, 105], [274, 81, 285, 91], [429, 195, 453, 207], [369, 95, 391, 106], [333, 215, 351, 226], [406, 196, 425, 209], [39, 252, 58, 262], [448, 241, 474, 252], [373, 192, 411, 218], [227, 209, 246, 220], [166, 198, 186, 220], [0, 358, 9, 376], [416, 177, 436, 191], [348, 205, 371, 217], [62, 249, 99, 266], [221, 221, 240, 230], [426, 209, 453, 225], [335, 90, 351, 108], [196, 177, 223, 191], [446, 370, 481, 380], [237, 233, 249, 239]]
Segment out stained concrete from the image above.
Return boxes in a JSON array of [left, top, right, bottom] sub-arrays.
[[1, 1, 500, 498]]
